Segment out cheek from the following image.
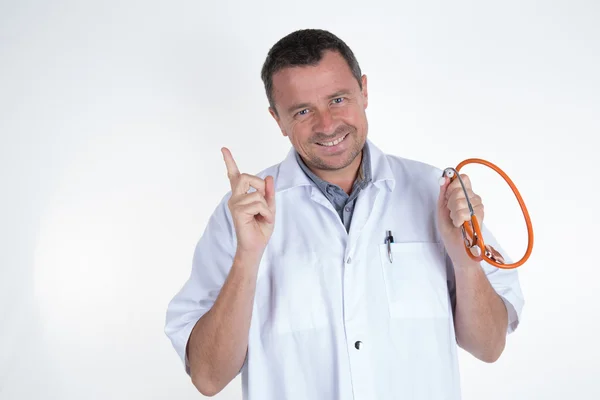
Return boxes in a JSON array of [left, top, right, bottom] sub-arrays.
[[343, 106, 366, 130], [337, 106, 355, 120], [289, 121, 312, 144], [284, 119, 299, 137], [289, 124, 310, 149]]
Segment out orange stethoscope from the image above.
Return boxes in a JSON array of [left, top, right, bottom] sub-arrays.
[[442, 159, 534, 269]]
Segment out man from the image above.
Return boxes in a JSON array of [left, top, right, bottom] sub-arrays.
[[165, 29, 524, 399]]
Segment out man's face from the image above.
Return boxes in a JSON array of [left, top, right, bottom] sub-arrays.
[[269, 50, 369, 172]]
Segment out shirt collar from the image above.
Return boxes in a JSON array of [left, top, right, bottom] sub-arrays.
[[294, 142, 372, 195], [275, 138, 395, 193]]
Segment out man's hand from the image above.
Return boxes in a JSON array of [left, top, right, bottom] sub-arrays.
[[185, 149, 276, 396], [437, 173, 483, 267], [222, 147, 276, 257], [438, 172, 509, 363]]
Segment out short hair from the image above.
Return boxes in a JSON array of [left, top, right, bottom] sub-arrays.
[[260, 29, 363, 115]]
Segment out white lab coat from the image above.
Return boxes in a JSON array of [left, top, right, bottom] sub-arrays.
[[165, 139, 524, 400]]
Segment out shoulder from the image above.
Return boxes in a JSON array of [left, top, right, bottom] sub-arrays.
[[251, 162, 283, 181], [385, 153, 444, 184]]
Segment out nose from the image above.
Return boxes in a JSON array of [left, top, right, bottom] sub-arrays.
[[313, 108, 337, 135]]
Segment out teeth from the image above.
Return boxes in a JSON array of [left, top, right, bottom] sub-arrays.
[[319, 134, 346, 147]]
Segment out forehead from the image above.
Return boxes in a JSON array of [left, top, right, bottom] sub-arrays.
[[271, 50, 359, 108]]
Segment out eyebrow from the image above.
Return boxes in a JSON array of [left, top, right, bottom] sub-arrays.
[[287, 90, 352, 114]]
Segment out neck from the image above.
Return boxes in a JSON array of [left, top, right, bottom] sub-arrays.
[[313, 151, 363, 195]]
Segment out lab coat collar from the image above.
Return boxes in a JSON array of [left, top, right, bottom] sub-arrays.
[[275, 138, 395, 193]]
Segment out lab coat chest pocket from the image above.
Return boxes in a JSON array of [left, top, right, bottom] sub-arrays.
[[379, 242, 450, 319], [259, 249, 329, 335]]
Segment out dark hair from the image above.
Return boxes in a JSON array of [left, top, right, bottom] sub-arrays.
[[260, 29, 363, 115]]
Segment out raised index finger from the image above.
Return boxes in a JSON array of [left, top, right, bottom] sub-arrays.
[[221, 147, 240, 189]]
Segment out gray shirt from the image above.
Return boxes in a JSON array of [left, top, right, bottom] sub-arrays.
[[295, 143, 372, 232]]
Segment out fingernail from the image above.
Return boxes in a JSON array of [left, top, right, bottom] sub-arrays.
[[438, 176, 445, 186]]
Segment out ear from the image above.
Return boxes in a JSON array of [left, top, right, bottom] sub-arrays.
[[269, 107, 288, 137], [361, 74, 368, 109]]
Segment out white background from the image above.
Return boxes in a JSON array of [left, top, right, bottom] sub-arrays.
[[1, 0, 597, 399]]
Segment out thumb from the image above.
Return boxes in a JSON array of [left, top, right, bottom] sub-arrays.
[[265, 175, 276, 211], [437, 174, 450, 211], [437, 175, 454, 236]]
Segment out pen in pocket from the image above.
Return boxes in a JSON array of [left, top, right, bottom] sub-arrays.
[[385, 230, 394, 263]]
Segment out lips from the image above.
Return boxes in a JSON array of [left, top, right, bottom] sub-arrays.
[[316, 133, 349, 147]]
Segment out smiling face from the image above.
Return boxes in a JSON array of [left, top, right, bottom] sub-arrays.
[[269, 50, 369, 174]]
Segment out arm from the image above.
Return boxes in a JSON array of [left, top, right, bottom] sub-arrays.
[[188, 249, 261, 396], [184, 147, 276, 396], [437, 171, 523, 363], [452, 259, 508, 362]]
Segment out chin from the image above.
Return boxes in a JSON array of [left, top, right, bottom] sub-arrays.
[[329, 155, 356, 170], [315, 150, 360, 171]]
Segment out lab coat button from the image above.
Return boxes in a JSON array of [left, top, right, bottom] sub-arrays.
[[355, 341, 362, 350], [347, 257, 352, 264]]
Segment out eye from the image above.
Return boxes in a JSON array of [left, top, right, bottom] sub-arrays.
[[297, 109, 309, 116], [332, 97, 345, 104]]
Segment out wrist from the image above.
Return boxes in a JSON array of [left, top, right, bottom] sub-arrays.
[[233, 247, 265, 269], [452, 257, 483, 277]]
